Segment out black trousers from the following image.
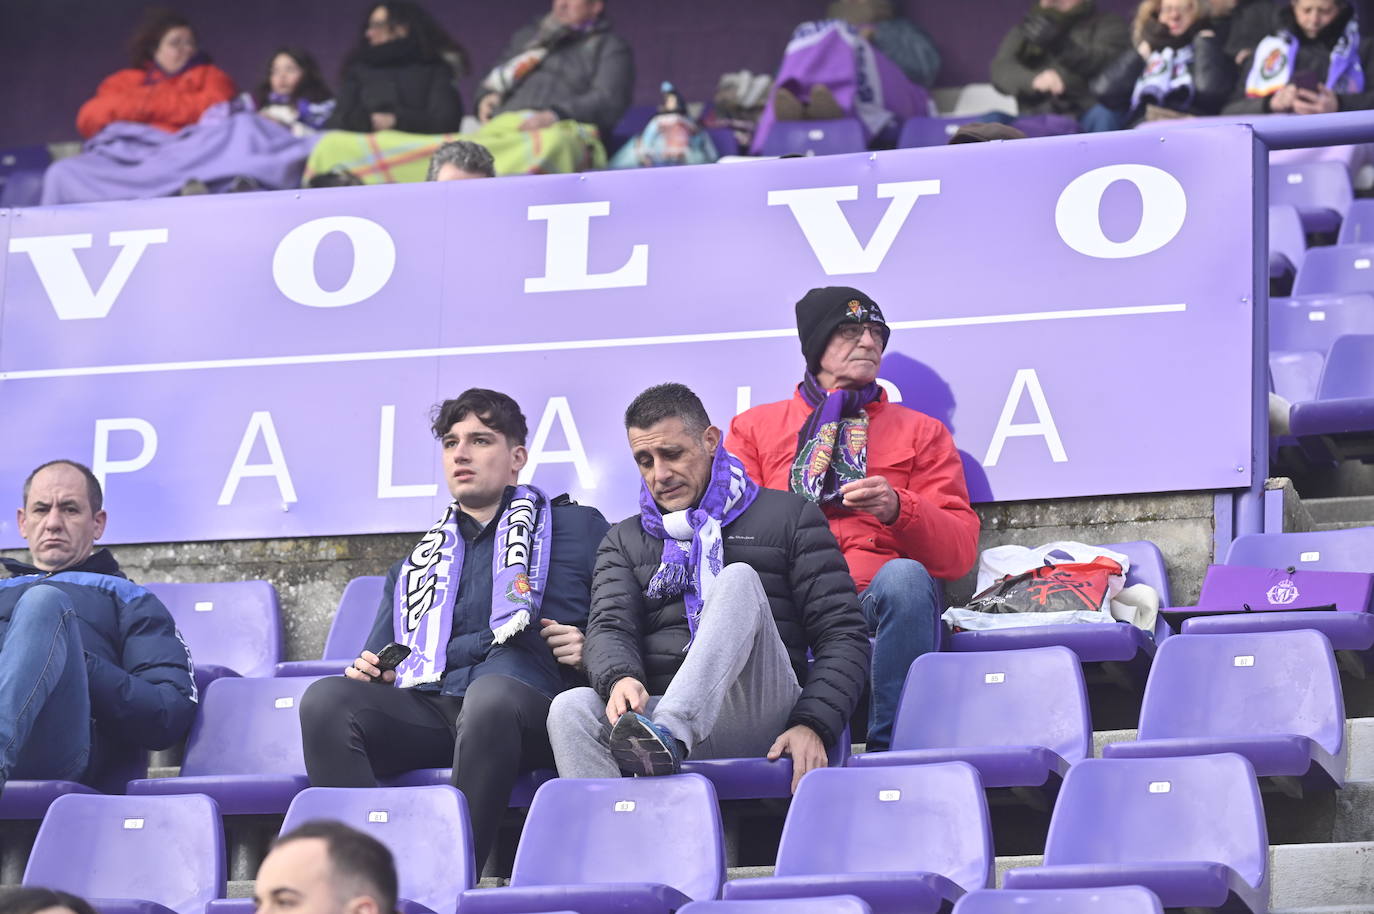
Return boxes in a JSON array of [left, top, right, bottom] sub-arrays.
[[298, 673, 555, 870]]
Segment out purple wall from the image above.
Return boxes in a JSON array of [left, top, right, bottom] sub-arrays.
[[0, 0, 1148, 149]]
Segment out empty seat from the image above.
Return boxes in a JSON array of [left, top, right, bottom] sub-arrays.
[[681, 899, 872, 914], [706, 127, 740, 157], [1288, 335, 1374, 461], [1271, 160, 1353, 235], [1002, 754, 1269, 913], [721, 763, 992, 914], [1270, 350, 1325, 405], [276, 575, 385, 677], [127, 676, 320, 815], [953, 887, 1163, 914], [681, 724, 850, 801], [1294, 244, 1374, 296], [1269, 204, 1306, 278], [1269, 294, 1374, 354], [145, 580, 282, 687], [759, 119, 866, 157], [1337, 198, 1374, 244], [897, 115, 979, 148], [382, 767, 553, 808], [24, 792, 225, 914], [1103, 631, 1345, 789], [457, 774, 724, 914], [848, 646, 1089, 790]]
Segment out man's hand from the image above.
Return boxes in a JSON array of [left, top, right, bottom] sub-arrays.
[[605, 676, 649, 724], [370, 111, 397, 131], [1031, 68, 1066, 96], [520, 109, 558, 131], [344, 650, 395, 684], [477, 92, 500, 123], [1270, 84, 1299, 112], [767, 724, 828, 794], [539, 618, 585, 669], [840, 476, 900, 524], [1294, 85, 1338, 115]]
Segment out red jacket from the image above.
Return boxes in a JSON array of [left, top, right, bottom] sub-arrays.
[[728, 389, 980, 590], [77, 63, 237, 139]]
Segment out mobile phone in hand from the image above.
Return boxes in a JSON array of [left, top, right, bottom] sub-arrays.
[[372, 642, 412, 679], [1293, 70, 1320, 92]]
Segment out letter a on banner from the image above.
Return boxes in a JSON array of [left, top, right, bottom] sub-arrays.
[[520, 397, 596, 488], [985, 369, 1068, 467], [767, 181, 940, 275], [9, 230, 169, 320], [219, 411, 299, 506]]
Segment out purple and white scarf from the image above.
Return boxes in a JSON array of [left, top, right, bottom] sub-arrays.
[[640, 444, 758, 648], [790, 373, 881, 505], [1246, 18, 1366, 98], [392, 486, 552, 688], [1131, 44, 1195, 112]]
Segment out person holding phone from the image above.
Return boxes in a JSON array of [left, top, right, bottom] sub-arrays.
[[1225, 0, 1374, 114], [298, 389, 608, 875]]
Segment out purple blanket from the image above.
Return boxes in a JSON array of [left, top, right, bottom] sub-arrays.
[[41, 109, 320, 205], [752, 20, 932, 155]]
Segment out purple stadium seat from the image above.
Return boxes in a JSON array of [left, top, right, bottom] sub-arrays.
[[1270, 160, 1353, 235], [1269, 295, 1374, 354], [24, 792, 225, 914], [382, 767, 553, 808], [897, 116, 979, 148], [1269, 205, 1306, 278], [1102, 631, 1345, 789], [1293, 244, 1374, 296], [144, 581, 282, 689], [0, 780, 100, 820], [1288, 334, 1374, 460], [759, 119, 866, 157], [681, 899, 872, 914], [1337, 198, 1374, 244], [721, 763, 991, 914], [126, 676, 320, 815], [1002, 754, 1269, 913], [608, 105, 658, 156], [953, 887, 1164, 914], [948, 541, 1172, 665], [457, 774, 725, 914], [847, 646, 1090, 790], [1270, 350, 1325, 404], [681, 725, 850, 801], [706, 127, 740, 157], [276, 575, 385, 677]]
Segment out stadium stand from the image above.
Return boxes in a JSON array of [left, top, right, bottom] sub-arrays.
[[143, 580, 282, 689], [681, 898, 873, 914], [273, 575, 385, 678], [1289, 334, 1374, 464], [1270, 161, 1355, 236]]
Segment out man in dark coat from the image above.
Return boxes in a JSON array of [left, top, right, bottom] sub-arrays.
[[546, 383, 870, 793], [0, 460, 197, 795]]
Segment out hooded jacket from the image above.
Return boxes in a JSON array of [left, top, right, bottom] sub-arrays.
[[991, 1, 1132, 116]]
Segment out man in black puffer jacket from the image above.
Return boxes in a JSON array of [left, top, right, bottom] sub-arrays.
[[547, 384, 870, 793]]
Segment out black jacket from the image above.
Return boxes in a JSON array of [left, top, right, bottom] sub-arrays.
[[1225, 5, 1374, 113], [328, 35, 464, 133], [1094, 24, 1234, 122], [490, 18, 634, 137], [584, 488, 870, 748], [990, 1, 1131, 116], [1217, 0, 1277, 61]]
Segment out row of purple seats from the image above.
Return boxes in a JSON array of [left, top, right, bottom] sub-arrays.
[[1271, 160, 1353, 236], [275, 575, 385, 677], [759, 119, 866, 157], [1270, 204, 1306, 280], [1270, 294, 1374, 353], [954, 887, 1164, 914], [1294, 244, 1374, 297], [1286, 334, 1374, 462], [1338, 199, 1374, 245], [144, 580, 282, 689]]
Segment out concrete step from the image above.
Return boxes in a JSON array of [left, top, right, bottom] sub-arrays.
[[1303, 496, 1374, 527], [1315, 521, 1374, 531]]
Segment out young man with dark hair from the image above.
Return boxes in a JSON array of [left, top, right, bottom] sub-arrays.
[[546, 383, 870, 793], [255, 821, 398, 914], [0, 460, 196, 796], [299, 388, 608, 872]]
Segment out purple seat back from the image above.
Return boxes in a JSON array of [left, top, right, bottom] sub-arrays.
[[1314, 334, 1374, 400], [1269, 204, 1306, 277], [181, 677, 321, 776], [1043, 755, 1267, 890], [1269, 295, 1374, 354], [1226, 526, 1374, 572], [284, 786, 475, 909], [1294, 244, 1374, 297], [607, 104, 658, 155], [1337, 198, 1374, 244], [953, 886, 1164, 914], [145, 580, 282, 678], [1199, 564, 1373, 613], [773, 763, 991, 893], [681, 899, 872, 914], [759, 119, 866, 156], [897, 116, 979, 148], [705, 127, 740, 157], [24, 793, 225, 914], [510, 774, 724, 901], [1270, 351, 1325, 404], [1270, 161, 1353, 234], [1139, 631, 1344, 756], [321, 576, 386, 659], [891, 647, 1089, 764], [1111, 540, 1172, 605]]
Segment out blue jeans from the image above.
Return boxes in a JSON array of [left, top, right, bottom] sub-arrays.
[[860, 559, 941, 752], [0, 585, 93, 789], [1079, 104, 1126, 133]]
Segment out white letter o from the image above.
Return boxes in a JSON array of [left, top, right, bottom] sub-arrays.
[[272, 216, 397, 308], [1054, 164, 1186, 260]]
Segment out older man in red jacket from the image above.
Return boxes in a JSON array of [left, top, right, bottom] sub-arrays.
[[728, 286, 980, 751]]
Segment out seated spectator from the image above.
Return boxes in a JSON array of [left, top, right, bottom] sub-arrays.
[[0, 888, 97, 914], [0, 461, 196, 795], [830, 0, 942, 88], [1090, 0, 1234, 128], [990, 0, 1132, 133], [299, 390, 608, 872], [427, 139, 495, 180], [1211, 0, 1278, 66], [546, 384, 870, 792], [609, 81, 720, 168], [76, 7, 236, 139], [1225, 0, 1374, 114], [327, 2, 466, 135], [949, 121, 1028, 142], [254, 821, 396, 914], [255, 48, 336, 135]]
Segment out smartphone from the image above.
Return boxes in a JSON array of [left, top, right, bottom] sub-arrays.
[[372, 642, 412, 679], [1293, 71, 1320, 93]]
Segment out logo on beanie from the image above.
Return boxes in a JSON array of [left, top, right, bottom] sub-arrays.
[[847, 299, 862, 316]]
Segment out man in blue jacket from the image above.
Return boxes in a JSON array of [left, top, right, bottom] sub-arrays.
[[299, 388, 608, 874], [0, 460, 197, 795]]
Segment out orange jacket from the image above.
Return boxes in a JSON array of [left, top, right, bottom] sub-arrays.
[[76, 63, 237, 139], [728, 389, 980, 590]]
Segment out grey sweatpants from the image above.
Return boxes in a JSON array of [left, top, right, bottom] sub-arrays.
[[547, 563, 802, 778]]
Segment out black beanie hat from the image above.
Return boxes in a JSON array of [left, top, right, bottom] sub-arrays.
[[795, 286, 890, 374]]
